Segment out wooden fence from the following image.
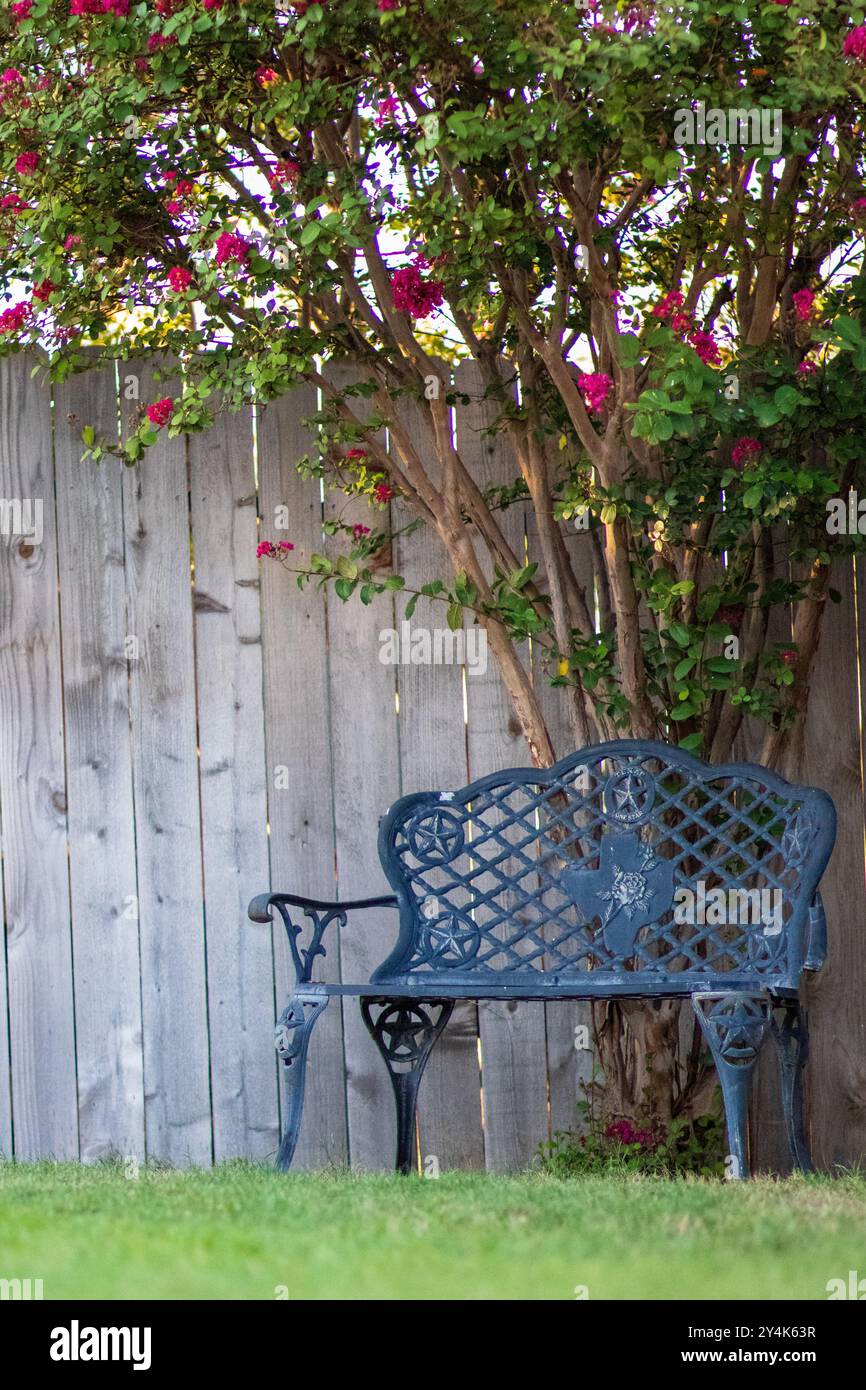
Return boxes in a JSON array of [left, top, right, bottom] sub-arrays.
[[0, 352, 864, 1172]]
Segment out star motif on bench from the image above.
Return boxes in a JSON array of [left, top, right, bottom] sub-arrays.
[[603, 767, 655, 825], [420, 908, 480, 966], [407, 808, 465, 865]]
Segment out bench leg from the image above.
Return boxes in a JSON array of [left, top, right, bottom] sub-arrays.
[[274, 993, 329, 1172], [692, 992, 772, 1180], [361, 998, 454, 1174], [771, 1000, 814, 1174]]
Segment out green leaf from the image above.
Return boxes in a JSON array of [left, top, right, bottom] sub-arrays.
[[404, 592, 419, 620], [667, 622, 691, 648], [446, 601, 463, 632], [299, 221, 321, 246], [679, 732, 704, 752], [674, 656, 696, 680]]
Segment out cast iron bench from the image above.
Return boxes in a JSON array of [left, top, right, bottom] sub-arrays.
[[249, 739, 835, 1178]]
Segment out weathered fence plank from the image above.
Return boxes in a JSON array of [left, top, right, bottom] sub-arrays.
[[391, 388, 485, 1172], [455, 360, 549, 1171], [190, 404, 278, 1161], [121, 359, 211, 1165], [526, 513, 596, 1142], [804, 558, 866, 1171], [0, 355, 78, 1160], [257, 384, 348, 1169], [54, 362, 145, 1163], [324, 361, 401, 1171], [0, 815, 10, 1157]]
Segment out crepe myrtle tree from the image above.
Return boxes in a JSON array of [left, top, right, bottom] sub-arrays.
[[4, 0, 866, 1133]]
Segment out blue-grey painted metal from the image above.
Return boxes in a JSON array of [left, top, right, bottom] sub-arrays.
[[249, 739, 836, 1177]]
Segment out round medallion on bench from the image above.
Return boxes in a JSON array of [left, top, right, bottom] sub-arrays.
[[602, 767, 655, 825], [421, 907, 480, 966], [406, 807, 465, 865]]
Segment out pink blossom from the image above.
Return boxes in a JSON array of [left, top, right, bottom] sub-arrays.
[[256, 66, 279, 87], [1, 69, 25, 86], [792, 287, 814, 322], [0, 301, 31, 335], [390, 264, 444, 318], [376, 95, 399, 126], [215, 230, 250, 266], [155, 0, 182, 13], [270, 159, 300, 188], [167, 266, 192, 292], [731, 436, 762, 468], [147, 33, 177, 50], [652, 289, 683, 320], [257, 540, 293, 558], [146, 398, 174, 428], [15, 151, 39, 176], [578, 371, 613, 414], [852, 197, 866, 217], [373, 482, 395, 504], [346, 447, 368, 461], [377, 0, 398, 9], [689, 329, 722, 366], [352, 524, 371, 539], [70, 0, 103, 12], [10, 0, 33, 20], [797, 359, 817, 376], [64, 233, 82, 251], [203, 0, 223, 8], [1, 193, 29, 214], [102, 0, 129, 13], [844, 26, 866, 62], [31, 278, 57, 302]]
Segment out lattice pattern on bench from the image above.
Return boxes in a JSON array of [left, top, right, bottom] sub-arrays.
[[374, 741, 834, 989]]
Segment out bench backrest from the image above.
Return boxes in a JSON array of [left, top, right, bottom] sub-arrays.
[[373, 739, 835, 993]]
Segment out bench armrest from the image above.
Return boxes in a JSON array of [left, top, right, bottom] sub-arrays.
[[248, 891, 398, 986]]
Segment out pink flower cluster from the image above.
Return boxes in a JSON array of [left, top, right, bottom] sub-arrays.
[[167, 266, 192, 292], [390, 263, 444, 318], [792, 287, 814, 322], [11, 0, 32, 20], [373, 482, 394, 504], [256, 540, 294, 558], [215, 230, 250, 267], [376, 95, 399, 126], [797, 358, 817, 376], [32, 278, 57, 302], [731, 436, 762, 468], [146, 397, 174, 428], [70, 0, 128, 13], [256, 66, 279, 88], [604, 1119, 657, 1150], [1, 192, 29, 215], [0, 301, 30, 335], [15, 151, 39, 176], [844, 26, 866, 62], [653, 289, 721, 365], [577, 371, 613, 414], [270, 158, 300, 189], [352, 523, 370, 539]]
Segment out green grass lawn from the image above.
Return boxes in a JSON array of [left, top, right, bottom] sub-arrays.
[[1, 1161, 865, 1300]]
